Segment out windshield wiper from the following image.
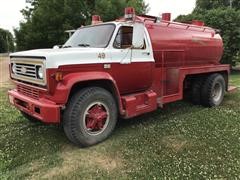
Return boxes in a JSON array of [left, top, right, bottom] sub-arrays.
[[62, 45, 72, 48], [78, 43, 90, 47]]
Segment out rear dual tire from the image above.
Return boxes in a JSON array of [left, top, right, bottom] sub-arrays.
[[190, 73, 226, 107], [190, 78, 204, 105], [201, 73, 225, 107]]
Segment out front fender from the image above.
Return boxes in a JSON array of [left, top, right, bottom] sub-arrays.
[[49, 71, 124, 115], [62, 71, 116, 88]]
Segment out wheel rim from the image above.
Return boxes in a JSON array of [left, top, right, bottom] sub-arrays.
[[212, 82, 223, 103], [83, 102, 110, 136]]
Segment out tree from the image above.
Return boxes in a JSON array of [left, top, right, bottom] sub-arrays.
[[15, 0, 148, 51], [0, 28, 14, 53], [175, 1, 240, 66], [94, 0, 148, 22], [195, 0, 240, 10]]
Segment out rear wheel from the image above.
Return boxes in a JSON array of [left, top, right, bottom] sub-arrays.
[[190, 78, 204, 105], [63, 87, 117, 147], [201, 73, 226, 107]]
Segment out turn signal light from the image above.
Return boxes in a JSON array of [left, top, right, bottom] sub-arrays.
[[55, 72, 63, 81]]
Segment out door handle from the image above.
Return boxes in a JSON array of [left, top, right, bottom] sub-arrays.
[[142, 52, 150, 56]]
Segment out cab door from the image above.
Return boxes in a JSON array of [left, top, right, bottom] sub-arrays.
[[109, 26, 154, 94]]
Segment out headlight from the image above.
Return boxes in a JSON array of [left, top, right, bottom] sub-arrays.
[[37, 66, 44, 79], [12, 63, 17, 74]]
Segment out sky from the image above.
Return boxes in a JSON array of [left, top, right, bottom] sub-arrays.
[[145, 0, 196, 19], [0, 0, 196, 33], [0, 0, 26, 33]]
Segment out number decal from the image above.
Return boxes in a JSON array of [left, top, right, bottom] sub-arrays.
[[98, 53, 106, 59]]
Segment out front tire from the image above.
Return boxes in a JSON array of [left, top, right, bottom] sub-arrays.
[[63, 87, 117, 147], [201, 73, 226, 107]]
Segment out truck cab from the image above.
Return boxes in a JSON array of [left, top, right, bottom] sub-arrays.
[[8, 7, 230, 147]]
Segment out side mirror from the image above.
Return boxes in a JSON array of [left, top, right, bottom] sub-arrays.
[[53, 45, 62, 49], [132, 22, 145, 49]]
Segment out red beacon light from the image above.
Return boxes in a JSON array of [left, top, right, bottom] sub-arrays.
[[92, 15, 102, 25], [192, 20, 205, 26], [124, 7, 136, 20], [162, 13, 171, 21]]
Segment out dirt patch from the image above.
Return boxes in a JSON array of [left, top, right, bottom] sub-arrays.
[[161, 135, 188, 152], [0, 56, 12, 88], [41, 145, 123, 179], [224, 99, 237, 106]]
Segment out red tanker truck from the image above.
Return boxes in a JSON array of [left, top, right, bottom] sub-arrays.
[[8, 7, 232, 147]]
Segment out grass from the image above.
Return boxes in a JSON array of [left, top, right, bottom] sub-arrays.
[[230, 70, 240, 87], [0, 72, 240, 179]]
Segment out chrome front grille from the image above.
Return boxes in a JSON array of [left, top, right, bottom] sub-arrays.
[[10, 57, 46, 86], [14, 63, 37, 78]]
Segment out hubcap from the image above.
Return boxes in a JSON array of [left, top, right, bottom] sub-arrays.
[[83, 102, 109, 136], [212, 83, 223, 102]]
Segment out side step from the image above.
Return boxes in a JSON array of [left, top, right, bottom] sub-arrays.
[[121, 90, 157, 119], [228, 86, 238, 93]]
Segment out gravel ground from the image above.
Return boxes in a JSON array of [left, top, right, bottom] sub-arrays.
[[0, 56, 12, 88]]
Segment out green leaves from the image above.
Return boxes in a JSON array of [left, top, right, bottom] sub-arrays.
[[0, 28, 14, 53], [195, 0, 240, 10], [175, 6, 240, 66], [15, 0, 148, 51]]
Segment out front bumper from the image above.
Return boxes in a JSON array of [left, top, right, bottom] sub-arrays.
[[8, 89, 61, 123]]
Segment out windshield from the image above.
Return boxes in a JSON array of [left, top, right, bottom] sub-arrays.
[[63, 24, 115, 48]]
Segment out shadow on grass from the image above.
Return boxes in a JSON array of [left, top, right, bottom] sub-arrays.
[[116, 100, 203, 130]]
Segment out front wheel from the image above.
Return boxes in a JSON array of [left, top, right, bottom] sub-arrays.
[[63, 87, 117, 147]]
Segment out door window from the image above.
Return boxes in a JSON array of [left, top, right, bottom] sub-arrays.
[[113, 26, 133, 49], [113, 26, 146, 49]]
